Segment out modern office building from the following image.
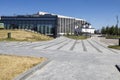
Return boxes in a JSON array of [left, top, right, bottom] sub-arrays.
[[0, 12, 94, 37]]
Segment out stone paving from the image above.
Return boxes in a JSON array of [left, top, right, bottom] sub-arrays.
[[0, 36, 120, 80]]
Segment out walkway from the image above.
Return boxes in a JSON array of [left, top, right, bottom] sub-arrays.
[[0, 36, 120, 80]]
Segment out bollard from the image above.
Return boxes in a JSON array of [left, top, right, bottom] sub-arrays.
[[119, 39, 120, 46], [8, 32, 11, 39]]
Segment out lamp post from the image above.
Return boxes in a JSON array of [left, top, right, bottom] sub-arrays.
[[116, 16, 119, 35], [116, 16, 119, 28]]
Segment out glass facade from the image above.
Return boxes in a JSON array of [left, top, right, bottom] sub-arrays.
[[0, 12, 90, 37], [37, 24, 53, 35], [0, 15, 57, 37]]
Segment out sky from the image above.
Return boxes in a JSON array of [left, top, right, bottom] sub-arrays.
[[0, 0, 120, 29]]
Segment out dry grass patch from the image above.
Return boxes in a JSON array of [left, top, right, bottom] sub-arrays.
[[0, 30, 53, 41], [0, 54, 46, 80]]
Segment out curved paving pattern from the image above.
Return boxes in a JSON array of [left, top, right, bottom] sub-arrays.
[[0, 36, 120, 80]]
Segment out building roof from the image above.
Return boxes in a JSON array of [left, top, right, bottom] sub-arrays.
[[36, 11, 86, 21], [75, 18, 85, 21]]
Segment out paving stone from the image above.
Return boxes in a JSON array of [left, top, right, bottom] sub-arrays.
[[0, 36, 120, 80]]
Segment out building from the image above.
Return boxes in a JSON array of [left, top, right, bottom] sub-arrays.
[[0, 12, 94, 37], [81, 25, 95, 34], [0, 23, 4, 29]]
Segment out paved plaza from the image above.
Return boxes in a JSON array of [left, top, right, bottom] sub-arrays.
[[0, 36, 120, 80]]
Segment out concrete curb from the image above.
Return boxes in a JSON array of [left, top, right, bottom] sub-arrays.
[[13, 59, 51, 80]]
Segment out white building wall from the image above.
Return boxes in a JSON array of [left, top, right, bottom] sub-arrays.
[[82, 28, 95, 34]]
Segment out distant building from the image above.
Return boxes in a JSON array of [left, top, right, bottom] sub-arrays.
[[0, 12, 95, 37], [81, 25, 95, 34]]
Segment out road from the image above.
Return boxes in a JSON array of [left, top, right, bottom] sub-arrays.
[[0, 36, 120, 80]]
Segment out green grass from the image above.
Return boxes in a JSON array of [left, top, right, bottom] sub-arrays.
[[65, 35, 89, 40], [106, 35, 120, 39], [108, 45, 120, 50]]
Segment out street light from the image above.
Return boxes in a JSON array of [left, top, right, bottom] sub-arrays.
[[116, 15, 119, 28]]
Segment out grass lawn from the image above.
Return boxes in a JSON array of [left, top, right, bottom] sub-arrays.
[[65, 35, 89, 40], [108, 45, 120, 50], [0, 54, 46, 80], [0, 30, 53, 42], [106, 35, 120, 39]]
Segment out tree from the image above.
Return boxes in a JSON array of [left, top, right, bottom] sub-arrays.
[[109, 26, 114, 35], [113, 25, 118, 35], [105, 26, 109, 35], [118, 27, 120, 35], [101, 27, 106, 34], [115, 25, 118, 35]]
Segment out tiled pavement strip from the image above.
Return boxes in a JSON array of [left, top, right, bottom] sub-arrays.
[[0, 36, 120, 80]]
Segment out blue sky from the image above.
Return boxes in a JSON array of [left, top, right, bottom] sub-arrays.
[[0, 0, 120, 29]]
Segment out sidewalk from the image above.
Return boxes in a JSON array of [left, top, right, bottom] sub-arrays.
[[0, 36, 120, 80]]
